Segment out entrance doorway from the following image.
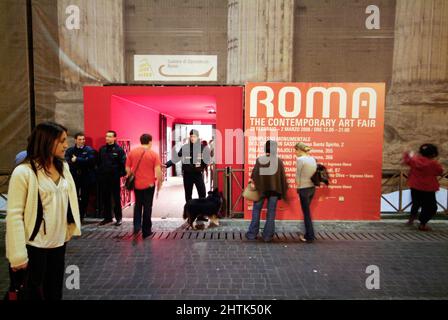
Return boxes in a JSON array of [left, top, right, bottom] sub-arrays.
[[84, 85, 244, 220]]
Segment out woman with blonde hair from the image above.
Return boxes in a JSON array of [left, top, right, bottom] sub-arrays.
[[5, 122, 81, 300]]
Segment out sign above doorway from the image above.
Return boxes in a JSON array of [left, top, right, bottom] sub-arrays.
[[134, 55, 217, 82]]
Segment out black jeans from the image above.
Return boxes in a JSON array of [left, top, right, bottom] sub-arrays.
[[410, 188, 438, 225], [183, 171, 206, 202], [100, 176, 122, 221], [134, 186, 156, 237], [298, 187, 316, 241], [13, 244, 67, 300], [74, 177, 91, 220]]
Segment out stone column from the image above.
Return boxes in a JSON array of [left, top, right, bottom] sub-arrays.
[[55, 0, 125, 134], [227, 0, 294, 84], [384, 0, 448, 168]]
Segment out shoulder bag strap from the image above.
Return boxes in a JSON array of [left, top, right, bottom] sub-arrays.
[[29, 161, 45, 242], [133, 150, 146, 175]]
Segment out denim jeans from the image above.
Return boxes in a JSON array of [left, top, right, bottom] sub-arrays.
[[246, 196, 278, 241], [134, 186, 156, 237], [298, 187, 316, 241]]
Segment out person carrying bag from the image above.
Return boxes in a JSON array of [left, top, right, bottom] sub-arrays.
[[4, 122, 81, 301], [125, 150, 146, 190], [125, 134, 163, 239]]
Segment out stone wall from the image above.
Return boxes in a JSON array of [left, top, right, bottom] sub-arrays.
[[384, 0, 448, 169], [0, 0, 30, 173]]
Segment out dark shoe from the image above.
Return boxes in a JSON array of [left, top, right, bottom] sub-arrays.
[[299, 234, 314, 243], [406, 216, 416, 225], [115, 220, 122, 226], [418, 224, 432, 231], [143, 232, 154, 239], [245, 233, 257, 241], [99, 219, 112, 226]]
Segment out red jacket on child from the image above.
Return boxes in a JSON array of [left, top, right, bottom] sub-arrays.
[[403, 152, 444, 192]]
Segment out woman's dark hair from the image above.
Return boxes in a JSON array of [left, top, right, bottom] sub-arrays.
[[419, 143, 439, 159], [25, 122, 68, 176], [265, 140, 278, 156]]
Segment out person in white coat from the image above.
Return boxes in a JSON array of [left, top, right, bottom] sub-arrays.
[[5, 122, 81, 300]]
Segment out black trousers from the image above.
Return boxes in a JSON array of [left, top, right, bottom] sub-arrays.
[[100, 176, 122, 221], [9, 244, 66, 300], [74, 177, 90, 220], [183, 171, 206, 202], [410, 188, 438, 225], [134, 186, 156, 237]]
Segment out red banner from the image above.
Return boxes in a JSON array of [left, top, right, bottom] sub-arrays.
[[244, 83, 385, 220]]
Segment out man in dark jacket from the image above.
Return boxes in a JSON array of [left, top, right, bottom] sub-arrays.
[[165, 129, 211, 202], [65, 132, 96, 222], [97, 130, 126, 226]]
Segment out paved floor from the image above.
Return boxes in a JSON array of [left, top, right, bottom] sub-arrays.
[[1, 219, 448, 300], [123, 176, 212, 219]]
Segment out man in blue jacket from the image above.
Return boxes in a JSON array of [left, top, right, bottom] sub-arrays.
[[65, 132, 96, 222]]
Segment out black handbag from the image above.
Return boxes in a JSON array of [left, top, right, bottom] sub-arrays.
[[125, 174, 135, 190], [125, 150, 146, 191], [3, 266, 44, 301]]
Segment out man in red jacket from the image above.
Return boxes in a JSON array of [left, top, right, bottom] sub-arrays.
[[403, 143, 444, 231]]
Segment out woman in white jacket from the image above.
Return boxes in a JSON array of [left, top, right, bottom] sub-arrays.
[[6, 122, 81, 300]]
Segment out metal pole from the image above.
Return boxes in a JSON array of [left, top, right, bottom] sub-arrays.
[[26, 0, 36, 130], [225, 167, 231, 217], [228, 167, 233, 218], [399, 171, 403, 213]]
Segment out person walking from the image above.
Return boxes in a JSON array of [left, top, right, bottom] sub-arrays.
[[5, 122, 81, 300], [245, 140, 288, 242], [126, 134, 163, 239], [295, 142, 318, 243], [403, 143, 444, 231]]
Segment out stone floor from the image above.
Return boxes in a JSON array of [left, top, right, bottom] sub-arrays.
[[1, 219, 448, 300]]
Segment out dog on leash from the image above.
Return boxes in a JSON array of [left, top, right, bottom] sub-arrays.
[[183, 188, 223, 229]]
